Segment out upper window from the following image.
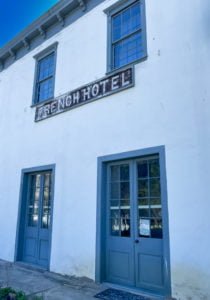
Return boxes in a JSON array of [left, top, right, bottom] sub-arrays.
[[107, 0, 147, 71], [33, 43, 57, 104]]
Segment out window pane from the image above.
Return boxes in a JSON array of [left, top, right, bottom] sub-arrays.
[[35, 51, 55, 103], [111, 209, 120, 219], [120, 199, 130, 207], [111, 218, 120, 236], [113, 31, 143, 69], [110, 165, 120, 181], [112, 2, 141, 42], [120, 164, 129, 181], [150, 197, 161, 205], [110, 182, 120, 199], [110, 200, 119, 208], [120, 209, 130, 237], [137, 157, 163, 239], [150, 178, 161, 197], [41, 173, 52, 229], [120, 181, 130, 199], [28, 214, 38, 227], [151, 208, 162, 218], [151, 219, 162, 239], [138, 197, 149, 206], [38, 53, 54, 81], [137, 161, 148, 178], [139, 208, 149, 217], [28, 174, 40, 227], [112, 14, 121, 41], [44, 173, 51, 187], [42, 215, 50, 229], [149, 159, 160, 177], [38, 78, 53, 102], [138, 179, 148, 197], [109, 164, 130, 237], [121, 3, 141, 38]]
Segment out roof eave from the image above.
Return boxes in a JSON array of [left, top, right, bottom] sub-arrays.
[[0, 0, 86, 67]]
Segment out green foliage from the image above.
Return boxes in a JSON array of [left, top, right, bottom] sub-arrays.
[[0, 287, 26, 300], [0, 287, 12, 298]]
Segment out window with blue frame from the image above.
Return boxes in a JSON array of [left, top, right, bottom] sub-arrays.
[[108, 0, 146, 71], [34, 49, 56, 104]]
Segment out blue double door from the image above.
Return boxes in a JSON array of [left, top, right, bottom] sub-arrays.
[[106, 156, 169, 295], [21, 171, 52, 268]]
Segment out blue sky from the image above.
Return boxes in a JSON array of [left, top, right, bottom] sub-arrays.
[[0, 0, 60, 47]]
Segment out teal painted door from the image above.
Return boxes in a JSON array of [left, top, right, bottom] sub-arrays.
[[22, 171, 52, 268], [106, 156, 167, 294]]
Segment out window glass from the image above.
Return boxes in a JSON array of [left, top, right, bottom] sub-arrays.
[[109, 164, 131, 237], [28, 174, 40, 227], [35, 51, 55, 103], [137, 157, 163, 239], [38, 53, 54, 81], [111, 1, 145, 70], [38, 78, 54, 102]]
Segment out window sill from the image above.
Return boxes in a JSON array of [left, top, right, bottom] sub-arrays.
[[106, 55, 148, 76], [31, 97, 55, 108]]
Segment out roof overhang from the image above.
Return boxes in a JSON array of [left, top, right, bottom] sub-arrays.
[[0, 0, 87, 70]]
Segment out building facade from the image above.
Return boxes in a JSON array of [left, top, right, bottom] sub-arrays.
[[0, 0, 209, 299]]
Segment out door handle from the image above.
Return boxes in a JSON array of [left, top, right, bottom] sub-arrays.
[[135, 239, 139, 243]]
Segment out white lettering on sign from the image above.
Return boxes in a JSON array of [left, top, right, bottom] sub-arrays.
[[92, 83, 100, 97], [82, 86, 91, 101], [111, 75, 120, 90], [100, 79, 109, 93], [35, 67, 134, 122]]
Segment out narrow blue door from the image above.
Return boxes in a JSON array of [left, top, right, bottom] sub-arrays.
[[106, 161, 135, 286], [22, 171, 52, 268], [106, 155, 169, 295], [134, 156, 165, 294]]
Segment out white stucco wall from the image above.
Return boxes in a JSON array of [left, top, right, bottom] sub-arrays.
[[0, 0, 210, 299]]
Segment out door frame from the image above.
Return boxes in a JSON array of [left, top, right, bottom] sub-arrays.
[[95, 146, 171, 297], [15, 164, 56, 270]]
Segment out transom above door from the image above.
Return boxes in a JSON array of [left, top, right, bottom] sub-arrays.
[[101, 152, 170, 296]]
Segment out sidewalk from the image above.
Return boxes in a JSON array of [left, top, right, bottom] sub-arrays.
[[0, 260, 166, 300], [0, 259, 104, 299]]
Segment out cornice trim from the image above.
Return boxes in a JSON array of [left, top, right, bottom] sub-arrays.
[[0, 0, 87, 71]]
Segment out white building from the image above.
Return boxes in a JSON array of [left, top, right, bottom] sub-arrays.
[[0, 0, 209, 299]]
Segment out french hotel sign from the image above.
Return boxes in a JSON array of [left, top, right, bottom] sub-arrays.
[[35, 67, 134, 122]]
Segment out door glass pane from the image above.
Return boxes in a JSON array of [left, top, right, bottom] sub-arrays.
[[109, 164, 130, 237], [150, 197, 161, 205], [120, 181, 129, 199], [137, 160, 148, 178], [151, 219, 162, 238], [111, 165, 120, 181], [27, 174, 40, 227], [110, 182, 120, 199], [151, 208, 162, 218], [120, 165, 129, 181], [139, 208, 149, 217], [150, 178, 160, 197], [138, 179, 149, 197], [121, 209, 130, 237], [138, 197, 148, 206], [41, 172, 52, 229], [137, 157, 163, 239], [149, 159, 160, 177]]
